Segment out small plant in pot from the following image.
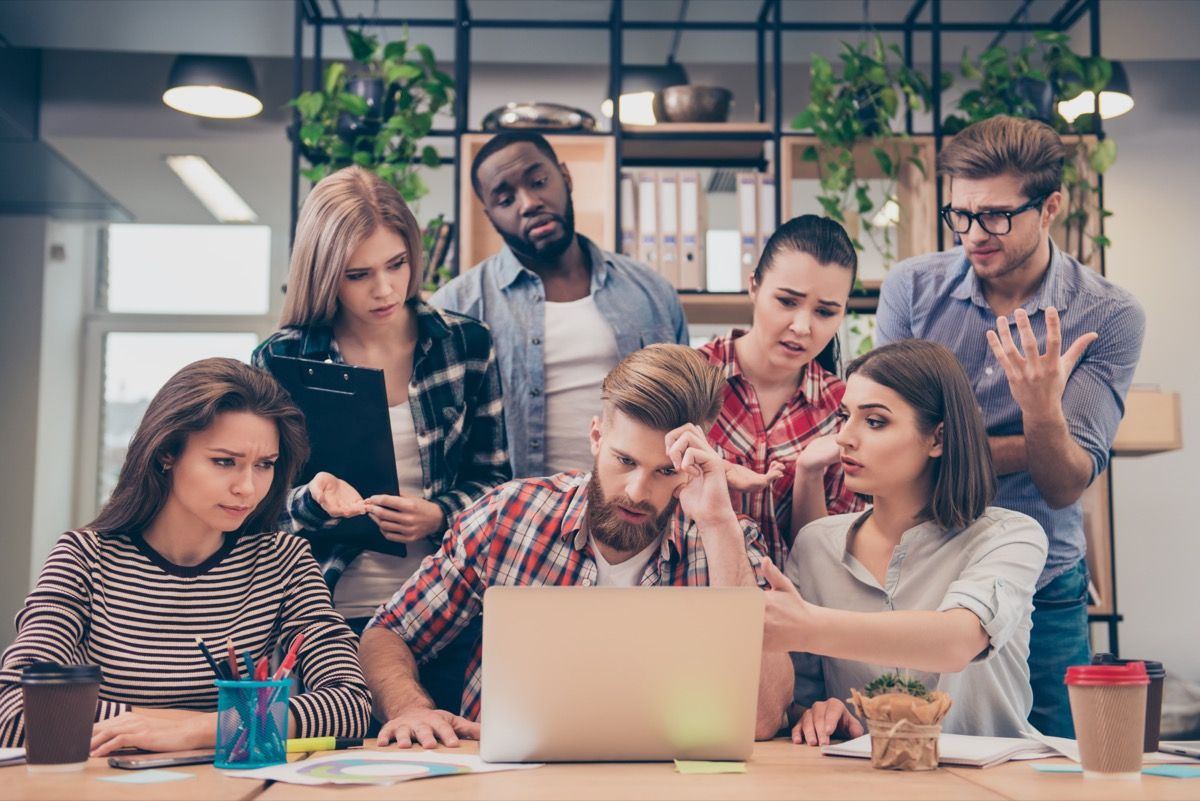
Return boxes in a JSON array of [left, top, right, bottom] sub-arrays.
[[289, 26, 455, 289], [849, 673, 952, 771]]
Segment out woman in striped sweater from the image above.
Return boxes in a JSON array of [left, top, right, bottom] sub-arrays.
[[0, 358, 372, 753]]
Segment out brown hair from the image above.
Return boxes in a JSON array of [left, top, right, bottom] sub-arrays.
[[601, 344, 724, 433], [938, 115, 1066, 200], [752, 214, 857, 375], [281, 166, 424, 327], [88, 358, 310, 538], [845, 340, 995, 531]]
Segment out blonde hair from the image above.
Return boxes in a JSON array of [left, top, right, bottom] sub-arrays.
[[601, 344, 724, 432], [938, 115, 1066, 201], [280, 166, 424, 327]]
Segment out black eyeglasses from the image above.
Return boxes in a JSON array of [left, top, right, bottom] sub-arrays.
[[940, 194, 1049, 236]]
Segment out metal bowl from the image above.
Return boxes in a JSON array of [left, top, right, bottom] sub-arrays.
[[658, 85, 733, 123], [481, 102, 597, 131]]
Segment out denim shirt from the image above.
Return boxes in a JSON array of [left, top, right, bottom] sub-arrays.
[[431, 236, 689, 478], [876, 242, 1145, 588]]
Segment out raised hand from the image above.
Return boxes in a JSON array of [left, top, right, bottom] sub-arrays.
[[724, 459, 786, 492], [985, 306, 1097, 420], [309, 472, 368, 518], [760, 557, 811, 653]]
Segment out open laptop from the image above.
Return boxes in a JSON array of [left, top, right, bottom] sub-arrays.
[[1159, 741, 1200, 760], [479, 586, 764, 763]]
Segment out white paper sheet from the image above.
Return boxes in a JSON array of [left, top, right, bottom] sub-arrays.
[[225, 749, 542, 786]]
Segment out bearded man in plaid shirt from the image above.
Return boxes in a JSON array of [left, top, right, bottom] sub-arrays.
[[359, 344, 794, 747]]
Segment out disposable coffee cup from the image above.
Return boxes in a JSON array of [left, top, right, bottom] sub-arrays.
[[19, 662, 102, 773], [1065, 662, 1148, 779], [1092, 654, 1166, 753]]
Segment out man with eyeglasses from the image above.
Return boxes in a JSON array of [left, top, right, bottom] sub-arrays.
[[876, 115, 1145, 738]]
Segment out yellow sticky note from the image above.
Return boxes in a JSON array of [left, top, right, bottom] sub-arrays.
[[674, 760, 747, 774]]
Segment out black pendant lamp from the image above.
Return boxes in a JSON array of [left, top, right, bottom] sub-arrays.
[[163, 55, 263, 119]]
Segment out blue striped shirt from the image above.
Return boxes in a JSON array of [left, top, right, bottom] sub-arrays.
[[877, 243, 1145, 587]]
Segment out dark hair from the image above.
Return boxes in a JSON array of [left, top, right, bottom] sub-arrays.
[[845, 340, 995, 531], [470, 131, 561, 199], [752, 214, 858, 375], [938, 115, 1065, 201], [601, 344, 725, 433], [88, 358, 310, 539]]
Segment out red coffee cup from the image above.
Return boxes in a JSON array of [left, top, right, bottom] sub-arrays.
[[1065, 662, 1148, 779]]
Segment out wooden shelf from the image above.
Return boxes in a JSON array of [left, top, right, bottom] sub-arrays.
[[781, 135, 938, 264], [621, 122, 771, 164]]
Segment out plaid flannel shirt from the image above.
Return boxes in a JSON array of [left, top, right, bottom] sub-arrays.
[[699, 331, 864, 565], [368, 470, 769, 721], [252, 300, 511, 588]]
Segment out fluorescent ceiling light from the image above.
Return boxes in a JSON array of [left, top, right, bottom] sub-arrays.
[[164, 155, 258, 223]]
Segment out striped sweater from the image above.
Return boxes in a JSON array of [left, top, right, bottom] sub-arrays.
[[0, 529, 372, 746]]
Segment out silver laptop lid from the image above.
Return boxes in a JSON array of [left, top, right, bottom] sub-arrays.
[[479, 586, 764, 762]]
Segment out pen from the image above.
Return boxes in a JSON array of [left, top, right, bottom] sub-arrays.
[[272, 633, 305, 681], [225, 637, 240, 680], [194, 636, 227, 680], [286, 737, 364, 753]]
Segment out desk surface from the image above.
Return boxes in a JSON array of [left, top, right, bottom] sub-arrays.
[[2, 750, 263, 801], [254, 741, 1199, 801], [7, 741, 1196, 801]]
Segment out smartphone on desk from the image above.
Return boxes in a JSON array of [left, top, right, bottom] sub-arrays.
[[108, 751, 215, 769]]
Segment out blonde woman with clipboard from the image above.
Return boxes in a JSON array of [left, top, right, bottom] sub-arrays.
[[254, 167, 510, 709]]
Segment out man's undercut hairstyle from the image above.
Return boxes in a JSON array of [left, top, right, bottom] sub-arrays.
[[601, 344, 724, 433], [845, 339, 996, 532], [470, 131, 561, 199], [938, 115, 1066, 201]]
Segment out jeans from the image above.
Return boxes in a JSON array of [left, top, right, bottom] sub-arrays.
[[1027, 559, 1092, 737]]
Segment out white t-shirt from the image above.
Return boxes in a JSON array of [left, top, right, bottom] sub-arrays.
[[543, 295, 620, 474], [590, 533, 662, 587], [333, 402, 438, 620]]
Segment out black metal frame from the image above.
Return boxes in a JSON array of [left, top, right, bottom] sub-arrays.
[[290, 0, 1120, 650]]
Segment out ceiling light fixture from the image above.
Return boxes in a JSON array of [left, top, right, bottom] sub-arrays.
[[603, 0, 692, 125], [164, 155, 258, 223], [1057, 60, 1135, 123], [163, 55, 263, 119]]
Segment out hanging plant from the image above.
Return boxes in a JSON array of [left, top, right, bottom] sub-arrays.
[[792, 35, 935, 269], [944, 31, 1117, 266], [289, 25, 455, 289]]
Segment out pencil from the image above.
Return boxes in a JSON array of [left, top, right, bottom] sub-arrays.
[[225, 637, 240, 680], [194, 636, 227, 680]]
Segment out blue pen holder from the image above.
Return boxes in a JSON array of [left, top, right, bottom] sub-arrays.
[[214, 678, 290, 769]]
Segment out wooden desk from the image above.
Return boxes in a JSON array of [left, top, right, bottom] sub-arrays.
[[255, 742, 1200, 801], [2, 751, 264, 801]]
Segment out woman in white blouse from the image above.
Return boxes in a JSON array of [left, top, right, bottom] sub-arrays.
[[759, 339, 1049, 743]]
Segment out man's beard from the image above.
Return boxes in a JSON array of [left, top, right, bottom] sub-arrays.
[[586, 468, 676, 555], [498, 193, 577, 265]]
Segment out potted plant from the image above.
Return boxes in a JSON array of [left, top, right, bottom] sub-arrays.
[[792, 35, 935, 269], [944, 31, 1117, 266], [290, 26, 456, 289], [849, 673, 952, 771]]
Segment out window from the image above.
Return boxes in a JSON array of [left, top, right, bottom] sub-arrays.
[[79, 224, 282, 517]]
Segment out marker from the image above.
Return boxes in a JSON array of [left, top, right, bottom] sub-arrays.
[[286, 737, 364, 753]]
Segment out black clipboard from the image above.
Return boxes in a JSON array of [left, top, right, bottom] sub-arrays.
[[265, 355, 408, 556]]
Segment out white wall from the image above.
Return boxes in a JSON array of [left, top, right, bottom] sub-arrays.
[[0, 217, 48, 651], [1101, 60, 1200, 682]]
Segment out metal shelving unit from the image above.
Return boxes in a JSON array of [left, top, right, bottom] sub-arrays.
[[290, 0, 1122, 650]]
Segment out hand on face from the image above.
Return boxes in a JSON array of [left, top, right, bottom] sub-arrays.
[[365, 494, 447, 543], [795, 433, 842, 475], [985, 306, 1097, 420], [665, 424, 736, 526]]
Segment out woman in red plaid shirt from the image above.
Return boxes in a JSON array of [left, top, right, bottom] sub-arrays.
[[699, 215, 864, 565]]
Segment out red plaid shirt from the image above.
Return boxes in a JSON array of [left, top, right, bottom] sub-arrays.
[[369, 470, 767, 721], [698, 331, 864, 565]]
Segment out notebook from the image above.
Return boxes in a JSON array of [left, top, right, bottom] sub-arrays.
[[822, 733, 1056, 768]]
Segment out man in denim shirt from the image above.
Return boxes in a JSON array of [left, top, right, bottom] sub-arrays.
[[432, 132, 688, 479], [877, 116, 1144, 737]]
